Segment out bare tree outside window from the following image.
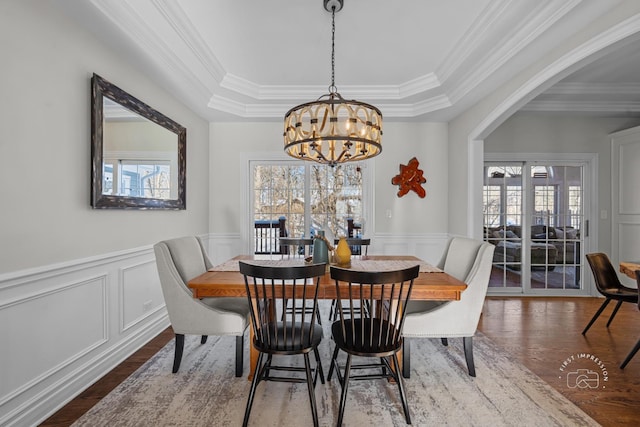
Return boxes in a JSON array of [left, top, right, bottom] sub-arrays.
[[253, 163, 363, 243]]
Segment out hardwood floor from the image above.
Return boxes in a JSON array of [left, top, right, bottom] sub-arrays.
[[479, 297, 640, 427], [40, 328, 174, 427], [41, 297, 639, 426]]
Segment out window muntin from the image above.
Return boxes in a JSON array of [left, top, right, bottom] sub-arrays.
[[252, 163, 364, 244], [103, 159, 171, 199]]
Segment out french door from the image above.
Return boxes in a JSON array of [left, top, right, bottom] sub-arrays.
[[483, 160, 590, 295], [250, 160, 366, 255]]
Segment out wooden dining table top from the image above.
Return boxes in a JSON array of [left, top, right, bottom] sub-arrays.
[[187, 255, 467, 300], [619, 261, 640, 280]]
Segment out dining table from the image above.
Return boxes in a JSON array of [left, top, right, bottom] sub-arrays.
[[619, 261, 640, 280], [187, 254, 468, 380]]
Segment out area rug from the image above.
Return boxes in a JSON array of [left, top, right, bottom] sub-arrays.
[[72, 304, 599, 426]]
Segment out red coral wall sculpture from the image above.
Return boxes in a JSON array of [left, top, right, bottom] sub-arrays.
[[391, 157, 427, 198]]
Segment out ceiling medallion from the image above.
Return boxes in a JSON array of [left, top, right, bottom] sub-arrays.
[[283, 0, 382, 167]]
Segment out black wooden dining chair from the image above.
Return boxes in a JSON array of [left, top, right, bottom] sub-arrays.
[[329, 238, 373, 321], [327, 264, 419, 426], [279, 237, 314, 258], [620, 269, 640, 369], [583, 253, 638, 335], [239, 261, 326, 427], [279, 238, 322, 324]]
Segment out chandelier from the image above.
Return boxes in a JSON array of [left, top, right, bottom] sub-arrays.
[[283, 0, 382, 167]]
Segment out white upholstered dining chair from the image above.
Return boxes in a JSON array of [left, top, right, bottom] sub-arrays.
[[154, 236, 250, 376], [402, 237, 495, 377]]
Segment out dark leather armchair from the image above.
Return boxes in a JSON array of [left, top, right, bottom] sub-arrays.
[[583, 253, 638, 335]]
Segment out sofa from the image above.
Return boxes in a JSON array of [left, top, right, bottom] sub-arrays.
[[486, 225, 579, 270]]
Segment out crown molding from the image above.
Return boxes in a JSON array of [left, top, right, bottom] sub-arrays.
[[543, 82, 640, 95], [447, 0, 582, 104], [522, 100, 640, 113], [397, 73, 442, 99], [208, 94, 453, 119], [470, 12, 640, 140], [89, 0, 213, 98], [220, 72, 442, 101], [152, 0, 226, 84], [84, 0, 635, 121], [436, 0, 513, 84]]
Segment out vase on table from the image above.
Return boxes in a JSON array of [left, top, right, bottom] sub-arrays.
[[312, 230, 329, 265], [335, 237, 352, 268]]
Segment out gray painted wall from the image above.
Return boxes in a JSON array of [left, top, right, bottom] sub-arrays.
[[0, 0, 210, 274], [485, 112, 640, 255]]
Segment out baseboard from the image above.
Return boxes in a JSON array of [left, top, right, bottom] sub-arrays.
[[4, 313, 169, 427]]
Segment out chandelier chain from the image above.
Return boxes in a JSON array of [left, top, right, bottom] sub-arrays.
[[283, 0, 382, 167], [330, 5, 336, 93]]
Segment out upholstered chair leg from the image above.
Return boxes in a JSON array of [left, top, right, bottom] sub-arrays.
[[201, 335, 208, 344], [620, 338, 640, 369], [463, 336, 476, 377], [582, 298, 611, 334], [441, 337, 448, 346], [402, 339, 411, 378], [235, 335, 244, 377], [607, 300, 624, 327], [172, 334, 185, 373]]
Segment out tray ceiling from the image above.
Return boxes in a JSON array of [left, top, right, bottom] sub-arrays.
[[56, 0, 640, 121]]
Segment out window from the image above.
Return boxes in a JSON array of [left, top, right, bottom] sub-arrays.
[[251, 161, 365, 251], [483, 185, 502, 228], [568, 185, 582, 229], [103, 159, 172, 198], [533, 185, 556, 226], [483, 165, 523, 228]]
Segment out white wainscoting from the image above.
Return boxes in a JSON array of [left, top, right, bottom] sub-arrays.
[[202, 233, 243, 266], [372, 233, 450, 264], [203, 232, 451, 267], [0, 246, 169, 427]]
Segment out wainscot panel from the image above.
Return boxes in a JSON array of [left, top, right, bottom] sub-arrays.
[[121, 259, 165, 332], [373, 233, 450, 265], [205, 232, 451, 266], [202, 233, 243, 266], [0, 246, 170, 427]]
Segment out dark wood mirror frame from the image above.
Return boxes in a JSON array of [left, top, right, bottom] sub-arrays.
[[91, 73, 186, 209]]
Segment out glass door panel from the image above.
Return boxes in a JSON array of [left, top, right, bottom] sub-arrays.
[[528, 165, 583, 291], [484, 165, 524, 291], [484, 162, 585, 294]]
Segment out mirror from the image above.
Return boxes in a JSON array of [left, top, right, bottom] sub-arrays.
[[91, 73, 186, 209]]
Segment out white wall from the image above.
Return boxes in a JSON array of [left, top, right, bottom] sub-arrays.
[[485, 112, 640, 255], [0, 1, 209, 425], [208, 121, 451, 264], [0, 0, 210, 274], [448, 1, 640, 240]]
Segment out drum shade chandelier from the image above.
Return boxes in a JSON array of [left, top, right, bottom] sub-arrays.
[[283, 0, 382, 166]]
